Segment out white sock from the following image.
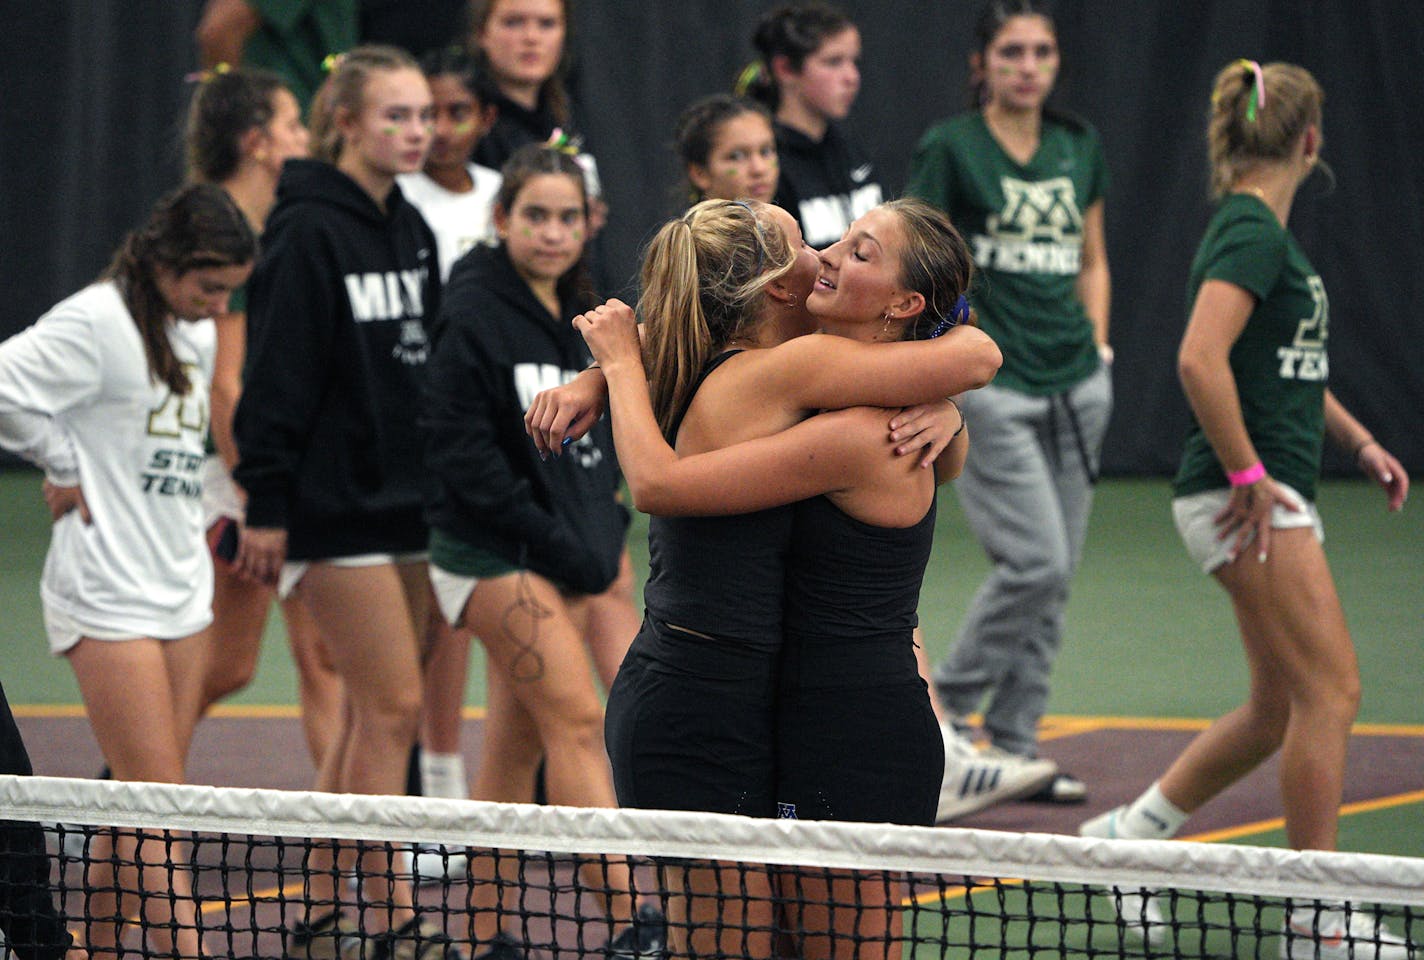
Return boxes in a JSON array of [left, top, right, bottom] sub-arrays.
[[1118, 782, 1188, 839], [420, 752, 468, 800]]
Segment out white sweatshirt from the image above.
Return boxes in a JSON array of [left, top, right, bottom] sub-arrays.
[[397, 164, 502, 281], [0, 282, 215, 641]]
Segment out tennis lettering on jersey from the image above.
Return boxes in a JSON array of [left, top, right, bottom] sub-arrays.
[[141, 448, 204, 497], [973, 175, 1084, 276], [345, 268, 429, 323], [1277, 275, 1329, 382], [142, 364, 207, 497]]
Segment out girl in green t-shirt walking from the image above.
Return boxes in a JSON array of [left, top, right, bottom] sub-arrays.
[[1079, 60, 1410, 960], [907, 0, 1111, 805]]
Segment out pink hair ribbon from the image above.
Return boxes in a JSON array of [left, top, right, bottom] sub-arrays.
[[1235, 58, 1266, 122]]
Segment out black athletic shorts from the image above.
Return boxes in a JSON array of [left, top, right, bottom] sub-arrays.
[[773, 633, 942, 826], [605, 618, 778, 819]]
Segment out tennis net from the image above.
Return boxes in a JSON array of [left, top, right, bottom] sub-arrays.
[[0, 772, 1420, 959]]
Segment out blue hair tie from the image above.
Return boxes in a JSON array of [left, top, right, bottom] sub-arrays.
[[929, 295, 970, 338]]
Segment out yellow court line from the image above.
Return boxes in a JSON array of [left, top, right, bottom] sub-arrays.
[[198, 879, 303, 918], [908, 788, 1424, 907]]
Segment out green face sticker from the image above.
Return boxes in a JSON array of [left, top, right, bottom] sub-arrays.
[[453, 121, 476, 135], [571, 229, 583, 242], [382, 125, 399, 137], [520, 227, 534, 238]]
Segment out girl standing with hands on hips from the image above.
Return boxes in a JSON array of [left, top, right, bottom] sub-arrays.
[[232, 45, 461, 959], [0, 182, 255, 959], [907, 0, 1112, 805], [740, 2, 882, 249], [1080, 60, 1410, 960]]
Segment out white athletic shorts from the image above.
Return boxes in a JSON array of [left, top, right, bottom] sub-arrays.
[[1172, 480, 1324, 574], [278, 551, 429, 600], [428, 564, 479, 628], [44, 603, 147, 656], [201, 456, 244, 528]]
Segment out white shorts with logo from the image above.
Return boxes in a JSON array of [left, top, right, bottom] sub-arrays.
[[1172, 480, 1324, 574]]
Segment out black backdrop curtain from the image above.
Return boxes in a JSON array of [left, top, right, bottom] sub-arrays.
[[3, 1, 1420, 475]]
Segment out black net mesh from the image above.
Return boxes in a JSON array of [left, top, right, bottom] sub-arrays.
[[1, 775, 1420, 960]]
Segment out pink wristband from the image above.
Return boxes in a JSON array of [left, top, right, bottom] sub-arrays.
[[1227, 461, 1266, 487]]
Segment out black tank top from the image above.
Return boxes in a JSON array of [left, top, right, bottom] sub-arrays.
[[641, 351, 793, 659], [780, 493, 937, 686]]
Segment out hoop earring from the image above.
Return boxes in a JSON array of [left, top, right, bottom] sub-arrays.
[[881, 312, 894, 338], [786, 293, 797, 307]]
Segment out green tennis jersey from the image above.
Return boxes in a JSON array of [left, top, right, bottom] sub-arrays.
[[1173, 194, 1328, 501], [907, 111, 1108, 394]]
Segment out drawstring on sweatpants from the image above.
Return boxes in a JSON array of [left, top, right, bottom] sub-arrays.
[[1046, 392, 1100, 485]]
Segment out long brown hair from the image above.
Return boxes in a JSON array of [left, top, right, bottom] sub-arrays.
[[103, 184, 256, 395], [637, 200, 794, 439]]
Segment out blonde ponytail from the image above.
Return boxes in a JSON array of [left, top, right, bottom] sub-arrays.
[[637, 200, 795, 439]]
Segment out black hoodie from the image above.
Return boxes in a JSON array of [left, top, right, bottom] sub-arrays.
[[422, 244, 626, 595], [772, 121, 884, 249], [235, 158, 440, 560]]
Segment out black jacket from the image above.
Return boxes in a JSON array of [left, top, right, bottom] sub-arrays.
[[472, 89, 559, 172], [235, 159, 440, 560], [772, 122, 885, 249], [422, 244, 626, 594]]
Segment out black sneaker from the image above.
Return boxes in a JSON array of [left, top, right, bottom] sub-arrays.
[[607, 903, 667, 960]]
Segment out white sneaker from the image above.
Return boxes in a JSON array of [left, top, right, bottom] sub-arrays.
[[1078, 806, 1169, 948], [935, 726, 1058, 823], [1280, 904, 1414, 960]]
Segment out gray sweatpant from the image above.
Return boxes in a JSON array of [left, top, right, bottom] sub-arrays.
[[932, 364, 1113, 757]]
